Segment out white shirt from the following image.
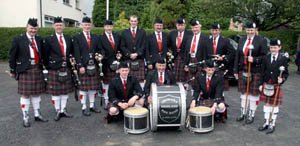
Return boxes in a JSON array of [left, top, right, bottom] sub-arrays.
[[158, 71, 165, 83], [130, 27, 137, 35], [26, 32, 38, 58], [56, 33, 66, 55], [190, 33, 201, 56], [105, 32, 115, 43], [243, 36, 254, 53], [176, 31, 185, 46], [83, 31, 90, 42], [271, 53, 279, 63], [212, 35, 220, 48], [206, 75, 212, 82], [155, 31, 162, 43], [120, 76, 127, 85]]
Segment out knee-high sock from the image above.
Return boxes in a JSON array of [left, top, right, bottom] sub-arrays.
[[79, 91, 87, 110], [20, 97, 30, 120], [263, 105, 271, 125], [240, 94, 247, 114], [271, 106, 279, 126], [249, 95, 259, 117], [31, 96, 41, 117], [51, 96, 61, 111], [60, 95, 69, 112], [103, 84, 109, 101], [88, 90, 96, 108]]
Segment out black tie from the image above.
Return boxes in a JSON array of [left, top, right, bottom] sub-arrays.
[[272, 56, 276, 66]]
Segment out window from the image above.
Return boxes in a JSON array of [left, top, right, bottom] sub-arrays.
[[76, 0, 80, 9], [63, 0, 70, 4], [44, 15, 54, 27]]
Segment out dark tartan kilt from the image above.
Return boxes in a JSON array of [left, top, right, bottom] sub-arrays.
[[79, 69, 101, 91], [18, 65, 45, 96], [129, 59, 145, 82], [216, 70, 230, 91], [237, 71, 260, 96], [188, 57, 203, 88], [260, 84, 283, 105], [103, 67, 116, 84], [174, 57, 187, 82], [46, 68, 74, 95]]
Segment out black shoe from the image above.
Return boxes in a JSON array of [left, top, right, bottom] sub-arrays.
[[61, 109, 73, 118], [54, 111, 61, 121], [246, 116, 254, 124], [82, 109, 91, 116], [90, 107, 101, 113], [258, 124, 269, 131], [266, 125, 275, 134], [34, 115, 48, 122], [23, 119, 30, 128], [236, 115, 245, 122]]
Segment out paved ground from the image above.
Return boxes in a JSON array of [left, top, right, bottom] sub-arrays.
[[0, 62, 300, 146]]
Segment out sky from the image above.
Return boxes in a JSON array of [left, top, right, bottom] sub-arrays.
[[83, 0, 94, 17]]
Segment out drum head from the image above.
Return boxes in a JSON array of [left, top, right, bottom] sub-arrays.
[[124, 107, 148, 116], [189, 106, 212, 114]]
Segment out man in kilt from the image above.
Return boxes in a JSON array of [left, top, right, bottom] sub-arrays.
[[98, 20, 121, 108], [9, 18, 48, 127], [73, 17, 102, 116], [106, 62, 144, 123], [168, 18, 193, 82], [43, 17, 74, 121], [207, 23, 235, 91], [120, 15, 147, 87], [184, 20, 209, 88], [234, 21, 268, 124], [190, 59, 227, 123], [258, 38, 289, 134]]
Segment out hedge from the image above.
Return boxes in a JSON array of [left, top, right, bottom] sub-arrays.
[[0, 27, 298, 60]]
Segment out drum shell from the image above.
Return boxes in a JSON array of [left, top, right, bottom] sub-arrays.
[[189, 107, 214, 133], [124, 108, 149, 134]]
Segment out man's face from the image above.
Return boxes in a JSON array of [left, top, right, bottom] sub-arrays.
[[154, 23, 163, 33], [119, 68, 130, 79], [104, 25, 114, 34], [130, 17, 138, 28], [26, 24, 38, 37], [156, 63, 166, 72], [53, 22, 65, 34], [176, 23, 186, 32], [245, 28, 256, 38], [81, 22, 91, 32], [210, 29, 221, 38], [192, 25, 201, 35], [205, 67, 215, 77], [270, 45, 281, 56]]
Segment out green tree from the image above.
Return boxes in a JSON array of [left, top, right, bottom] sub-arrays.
[[114, 11, 130, 29], [92, 0, 115, 27]]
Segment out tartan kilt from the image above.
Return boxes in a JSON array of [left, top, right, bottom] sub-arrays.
[[79, 69, 101, 91], [260, 84, 283, 105], [237, 71, 260, 96], [216, 70, 230, 91], [46, 68, 74, 95], [188, 57, 203, 88], [18, 65, 45, 96], [174, 57, 187, 82], [103, 66, 116, 84], [129, 59, 145, 82]]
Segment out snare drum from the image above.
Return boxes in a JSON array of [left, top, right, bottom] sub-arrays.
[[188, 106, 214, 133], [124, 107, 149, 134]]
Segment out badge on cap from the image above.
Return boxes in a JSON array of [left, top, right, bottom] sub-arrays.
[[277, 40, 281, 45], [253, 23, 256, 28]]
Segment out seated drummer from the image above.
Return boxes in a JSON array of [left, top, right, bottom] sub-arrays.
[[144, 57, 176, 104], [190, 59, 227, 123], [107, 62, 144, 123]]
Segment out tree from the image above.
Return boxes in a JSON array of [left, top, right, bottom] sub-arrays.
[[92, 0, 115, 27], [114, 11, 130, 29]]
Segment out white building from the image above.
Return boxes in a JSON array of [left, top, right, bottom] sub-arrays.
[[0, 0, 85, 27]]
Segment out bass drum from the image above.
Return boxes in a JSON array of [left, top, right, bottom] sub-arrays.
[[150, 83, 186, 131]]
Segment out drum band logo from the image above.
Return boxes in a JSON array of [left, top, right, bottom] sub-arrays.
[[158, 94, 181, 124]]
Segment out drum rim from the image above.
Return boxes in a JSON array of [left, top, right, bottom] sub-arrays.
[[189, 106, 212, 115], [124, 107, 149, 117]]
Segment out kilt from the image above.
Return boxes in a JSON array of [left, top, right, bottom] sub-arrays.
[[79, 69, 101, 91], [174, 57, 187, 82], [129, 59, 145, 82], [103, 67, 116, 84], [237, 71, 260, 96], [18, 65, 45, 96], [216, 70, 230, 91], [188, 57, 203, 88], [260, 84, 283, 105], [46, 68, 74, 95]]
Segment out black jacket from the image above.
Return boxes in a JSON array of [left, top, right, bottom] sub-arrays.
[[207, 35, 235, 64], [184, 33, 209, 65], [168, 30, 193, 59], [145, 32, 169, 65]]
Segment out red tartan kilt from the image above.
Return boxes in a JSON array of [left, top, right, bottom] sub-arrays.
[[237, 71, 260, 96], [216, 71, 230, 91], [129, 59, 145, 82], [174, 57, 187, 82], [260, 84, 283, 105], [103, 67, 116, 84], [18, 65, 45, 96], [188, 57, 203, 88], [79, 70, 101, 91], [46, 69, 74, 95]]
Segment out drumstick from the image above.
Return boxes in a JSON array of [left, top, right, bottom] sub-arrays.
[[185, 114, 190, 128]]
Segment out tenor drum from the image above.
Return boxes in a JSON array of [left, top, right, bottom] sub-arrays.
[[124, 107, 149, 134], [150, 83, 186, 131], [188, 106, 214, 133]]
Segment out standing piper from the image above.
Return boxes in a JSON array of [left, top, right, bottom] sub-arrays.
[[9, 18, 48, 127], [120, 14, 147, 87], [208, 23, 235, 91], [73, 16, 102, 116], [258, 38, 289, 134], [99, 20, 121, 108], [234, 21, 267, 124], [43, 17, 74, 121], [168, 18, 193, 82], [145, 18, 169, 71]]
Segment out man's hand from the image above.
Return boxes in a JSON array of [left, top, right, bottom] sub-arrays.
[[184, 66, 189, 72], [278, 77, 283, 84], [248, 56, 254, 63], [148, 65, 153, 70], [211, 103, 217, 115], [130, 53, 138, 60], [118, 102, 129, 110], [216, 55, 224, 61], [190, 100, 196, 108], [128, 95, 139, 106], [79, 67, 85, 74], [234, 73, 238, 79], [147, 96, 152, 105], [259, 85, 263, 92]]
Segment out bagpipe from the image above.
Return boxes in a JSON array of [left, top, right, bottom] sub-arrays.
[[166, 50, 175, 70], [95, 53, 105, 106], [110, 51, 122, 73], [69, 55, 81, 101]]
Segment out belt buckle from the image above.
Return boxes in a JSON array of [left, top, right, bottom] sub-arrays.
[[30, 60, 36, 65], [191, 54, 196, 58], [61, 61, 67, 67]]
